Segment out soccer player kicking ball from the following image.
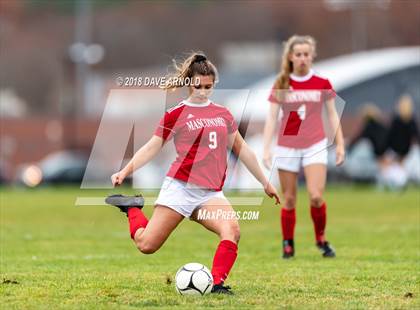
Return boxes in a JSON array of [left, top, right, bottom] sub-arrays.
[[263, 35, 345, 259], [106, 53, 280, 294]]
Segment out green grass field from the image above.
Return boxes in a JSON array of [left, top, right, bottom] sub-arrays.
[[1, 186, 419, 309]]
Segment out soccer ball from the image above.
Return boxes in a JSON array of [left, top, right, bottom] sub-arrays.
[[175, 263, 213, 295]]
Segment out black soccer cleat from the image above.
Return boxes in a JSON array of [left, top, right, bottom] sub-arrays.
[[211, 284, 234, 295], [316, 241, 336, 258], [105, 194, 144, 215], [282, 239, 295, 259]]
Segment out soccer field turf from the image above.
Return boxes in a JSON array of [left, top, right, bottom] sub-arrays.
[[1, 186, 419, 309]]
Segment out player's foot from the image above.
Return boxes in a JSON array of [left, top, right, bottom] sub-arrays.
[[211, 284, 234, 295], [316, 241, 336, 257], [105, 194, 144, 215], [282, 239, 295, 259]]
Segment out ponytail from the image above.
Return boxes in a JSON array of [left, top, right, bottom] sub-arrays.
[[163, 52, 218, 90]]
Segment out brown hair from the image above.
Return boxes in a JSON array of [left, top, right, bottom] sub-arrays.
[[360, 103, 382, 122], [273, 35, 317, 90], [163, 52, 218, 90]]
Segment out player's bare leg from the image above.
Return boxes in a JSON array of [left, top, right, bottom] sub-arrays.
[[278, 170, 298, 210], [192, 198, 240, 243], [278, 170, 298, 258], [303, 163, 326, 207], [191, 197, 239, 294], [133, 205, 184, 254], [303, 163, 335, 257], [106, 195, 184, 255]]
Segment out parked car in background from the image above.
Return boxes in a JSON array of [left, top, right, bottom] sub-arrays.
[[15, 150, 88, 187]]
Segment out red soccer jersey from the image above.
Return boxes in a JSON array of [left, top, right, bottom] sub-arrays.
[[268, 70, 335, 148], [154, 100, 238, 191]]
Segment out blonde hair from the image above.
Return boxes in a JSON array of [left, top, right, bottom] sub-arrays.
[[397, 94, 414, 122], [163, 52, 218, 90], [274, 35, 317, 90]]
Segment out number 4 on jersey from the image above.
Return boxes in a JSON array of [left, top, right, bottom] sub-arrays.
[[283, 104, 306, 136]]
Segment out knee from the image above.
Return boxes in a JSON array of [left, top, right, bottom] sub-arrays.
[[283, 194, 296, 210], [232, 225, 241, 243], [135, 239, 158, 255], [220, 223, 241, 244], [309, 193, 323, 208]]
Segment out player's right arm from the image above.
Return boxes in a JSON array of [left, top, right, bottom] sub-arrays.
[[111, 135, 164, 186], [262, 102, 281, 169], [112, 107, 179, 186]]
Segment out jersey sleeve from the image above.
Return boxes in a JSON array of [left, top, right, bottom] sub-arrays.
[[154, 111, 177, 141], [225, 109, 238, 134], [324, 78, 336, 101], [268, 86, 282, 104]]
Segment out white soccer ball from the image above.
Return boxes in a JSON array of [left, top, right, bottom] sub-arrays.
[[175, 262, 213, 295]]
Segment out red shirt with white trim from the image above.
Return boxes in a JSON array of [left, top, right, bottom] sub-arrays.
[[154, 100, 238, 191], [268, 70, 336, 148]]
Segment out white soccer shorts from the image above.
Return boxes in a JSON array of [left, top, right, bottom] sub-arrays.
[[273, 138, 328, 173], [155, 177, 227, 218]]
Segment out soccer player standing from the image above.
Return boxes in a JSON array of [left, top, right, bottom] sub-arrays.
[[263, 35, 345, 258], [107, 53, 280, 294]]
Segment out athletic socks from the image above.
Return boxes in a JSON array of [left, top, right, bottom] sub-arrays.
[[211, 240, 238, 285], [281, 208, 296, 241], [127, 208, 149, 239], [310, 202, 327, 243]]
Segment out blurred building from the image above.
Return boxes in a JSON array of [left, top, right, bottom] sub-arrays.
[[1, 0, 420, 182]]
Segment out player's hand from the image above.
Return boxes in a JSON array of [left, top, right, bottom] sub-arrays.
[[263, 151, 272, 170], [335, 144, 345, 166], [264, 182, 281, 205], [111, 171, 126, 187]]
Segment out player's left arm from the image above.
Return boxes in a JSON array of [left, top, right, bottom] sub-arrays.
[[326, 97, 345, 166], [228, 131, 281, 204]]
